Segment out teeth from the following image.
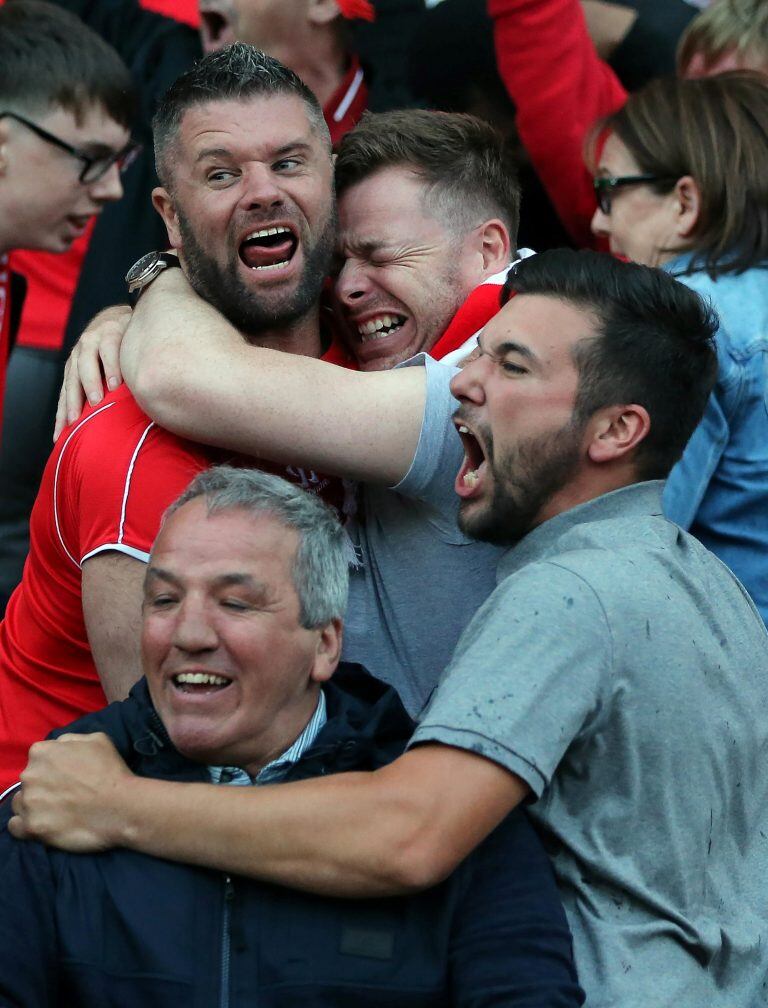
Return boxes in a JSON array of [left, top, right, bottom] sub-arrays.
[[245, 226, 291, 241], [463, 470, 479, 488], [357, 314, 404, 340], [251, 260, 290, 272], [175, 672, 230, 686], [458, 425, 469, 434]]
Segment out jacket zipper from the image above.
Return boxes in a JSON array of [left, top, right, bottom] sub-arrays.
[[220, 874, 234, 1008]]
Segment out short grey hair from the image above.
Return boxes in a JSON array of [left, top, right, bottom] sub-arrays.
[[165, 466, 348, 629], [153, 43, 331, 189]]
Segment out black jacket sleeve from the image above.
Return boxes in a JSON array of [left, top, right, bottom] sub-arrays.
[[449, 809, 585, 1007], [0, 811, 59, 1006]]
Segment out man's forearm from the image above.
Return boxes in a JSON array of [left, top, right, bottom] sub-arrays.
[[113, 766, 434, 896], [121, 270, 426, 485], [13, 737, 525, 897], [113, 747, 525, 896]]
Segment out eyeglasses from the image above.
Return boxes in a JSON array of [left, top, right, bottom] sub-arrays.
[[0, 111, 139, 184], [593, 174, 675, 215]]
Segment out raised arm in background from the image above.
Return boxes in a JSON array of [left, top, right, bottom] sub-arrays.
[[488, 0, 626, 247]]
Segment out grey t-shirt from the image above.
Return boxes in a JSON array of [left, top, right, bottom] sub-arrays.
[[341, 355, 502, 715], [412, 481, 768, 1007]]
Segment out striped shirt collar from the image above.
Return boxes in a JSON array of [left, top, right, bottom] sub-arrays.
[[209, 690, 327, 787]]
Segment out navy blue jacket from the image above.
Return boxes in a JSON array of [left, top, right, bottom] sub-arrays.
[[0, 667, 583, 1007]]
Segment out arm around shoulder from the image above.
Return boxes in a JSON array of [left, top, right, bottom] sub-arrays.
[[14, 737, 528, 898], [122, 270, 428, 485]]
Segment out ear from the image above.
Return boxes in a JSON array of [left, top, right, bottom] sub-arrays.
[[306, 0, 342, 27], [586, 403, 651, 465], [151, 186, 182, 250], [309, 618, 343, 684], [673, 175, 701, 239], [476, 219, 510, 274]]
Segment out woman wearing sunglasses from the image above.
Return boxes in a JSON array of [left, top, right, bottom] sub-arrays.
[[590, 71, 768, 624]]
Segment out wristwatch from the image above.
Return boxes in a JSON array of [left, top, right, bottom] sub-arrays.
[[125, 251, 180, 299]]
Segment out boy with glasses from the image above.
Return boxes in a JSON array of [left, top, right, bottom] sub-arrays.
[[0, 2, 134, 263], [0, 0, 135, 604]]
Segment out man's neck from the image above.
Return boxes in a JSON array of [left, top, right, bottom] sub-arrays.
[[285, 31, 349, 110], [245, 303, 324, 359]]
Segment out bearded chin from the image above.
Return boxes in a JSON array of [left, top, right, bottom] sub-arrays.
[[176, 211, 335, 341], [459, 422, 584, 547]]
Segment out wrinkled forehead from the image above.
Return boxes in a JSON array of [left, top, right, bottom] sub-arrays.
[[337, 166, 451, 250], [177, 93, 319, 152], [149, 499, 300, 583]]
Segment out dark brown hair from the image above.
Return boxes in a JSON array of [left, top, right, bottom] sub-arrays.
[[592, 72, 768, 277], [0, 0, 134, 129], [504, 249, 719, 481], [334, 109, 520, 240]]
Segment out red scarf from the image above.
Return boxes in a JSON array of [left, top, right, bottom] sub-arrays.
[[320, 273, 510, 370], [428, 280, 505, 361], [337, 0, 375, 21]]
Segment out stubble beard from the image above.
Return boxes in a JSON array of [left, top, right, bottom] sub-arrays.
[[176, 205, 336, 342], [458, 418, 585, 547]]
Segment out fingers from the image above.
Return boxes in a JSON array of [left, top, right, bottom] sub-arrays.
[[53, 305, 133, 439], [7, 734, 131, 851], [53, 354, 74, 442], [100, 334, 124, 395], [7, 789, 29, 840]]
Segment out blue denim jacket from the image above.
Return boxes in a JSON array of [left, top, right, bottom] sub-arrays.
[[663, 253, 768, 624]]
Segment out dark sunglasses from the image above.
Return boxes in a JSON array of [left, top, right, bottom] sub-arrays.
[[593, 174, 676, 215], [0, 111, 139, 184]]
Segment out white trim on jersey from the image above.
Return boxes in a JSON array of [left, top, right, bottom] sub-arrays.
[[438, 250, 537, 367], [53, 401, 118, 568], [117, 422, 156, 546], [333, 66, 364, 123], [80, 542, 151, 565]]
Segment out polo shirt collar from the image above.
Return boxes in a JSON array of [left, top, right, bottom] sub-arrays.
[[496, 481, 666, 584]]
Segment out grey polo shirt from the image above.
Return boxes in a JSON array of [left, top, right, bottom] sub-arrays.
[[411, 482, 768, 1007]]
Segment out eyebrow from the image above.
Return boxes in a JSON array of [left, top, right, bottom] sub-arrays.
[[341, 237, 389, 258], [195, 146, 234, 164], [81, 142, 122, 158], [144, 568, 268, 593], [195, 139, 313, 164], [272, 140, 313, 157], [479, 337, 540, 364]]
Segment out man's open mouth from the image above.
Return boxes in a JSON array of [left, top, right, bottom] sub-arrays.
[[239, 226, 298, 272], [172, 672, 233, 694], [455, 422, 488, 493], [356, 312, 407, 343]]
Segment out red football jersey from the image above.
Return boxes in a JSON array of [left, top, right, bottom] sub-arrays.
[[0, 386, 212, 789], [0, 356, 349, 791]]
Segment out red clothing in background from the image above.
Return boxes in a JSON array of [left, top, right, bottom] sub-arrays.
[[325, 56, 369, 148], [9, 220, 95, 352], [139, 0, 198, 26], [488, 0, 626, 247]]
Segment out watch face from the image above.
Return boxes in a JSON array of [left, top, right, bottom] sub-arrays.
[[125, 250, 162, 288]]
